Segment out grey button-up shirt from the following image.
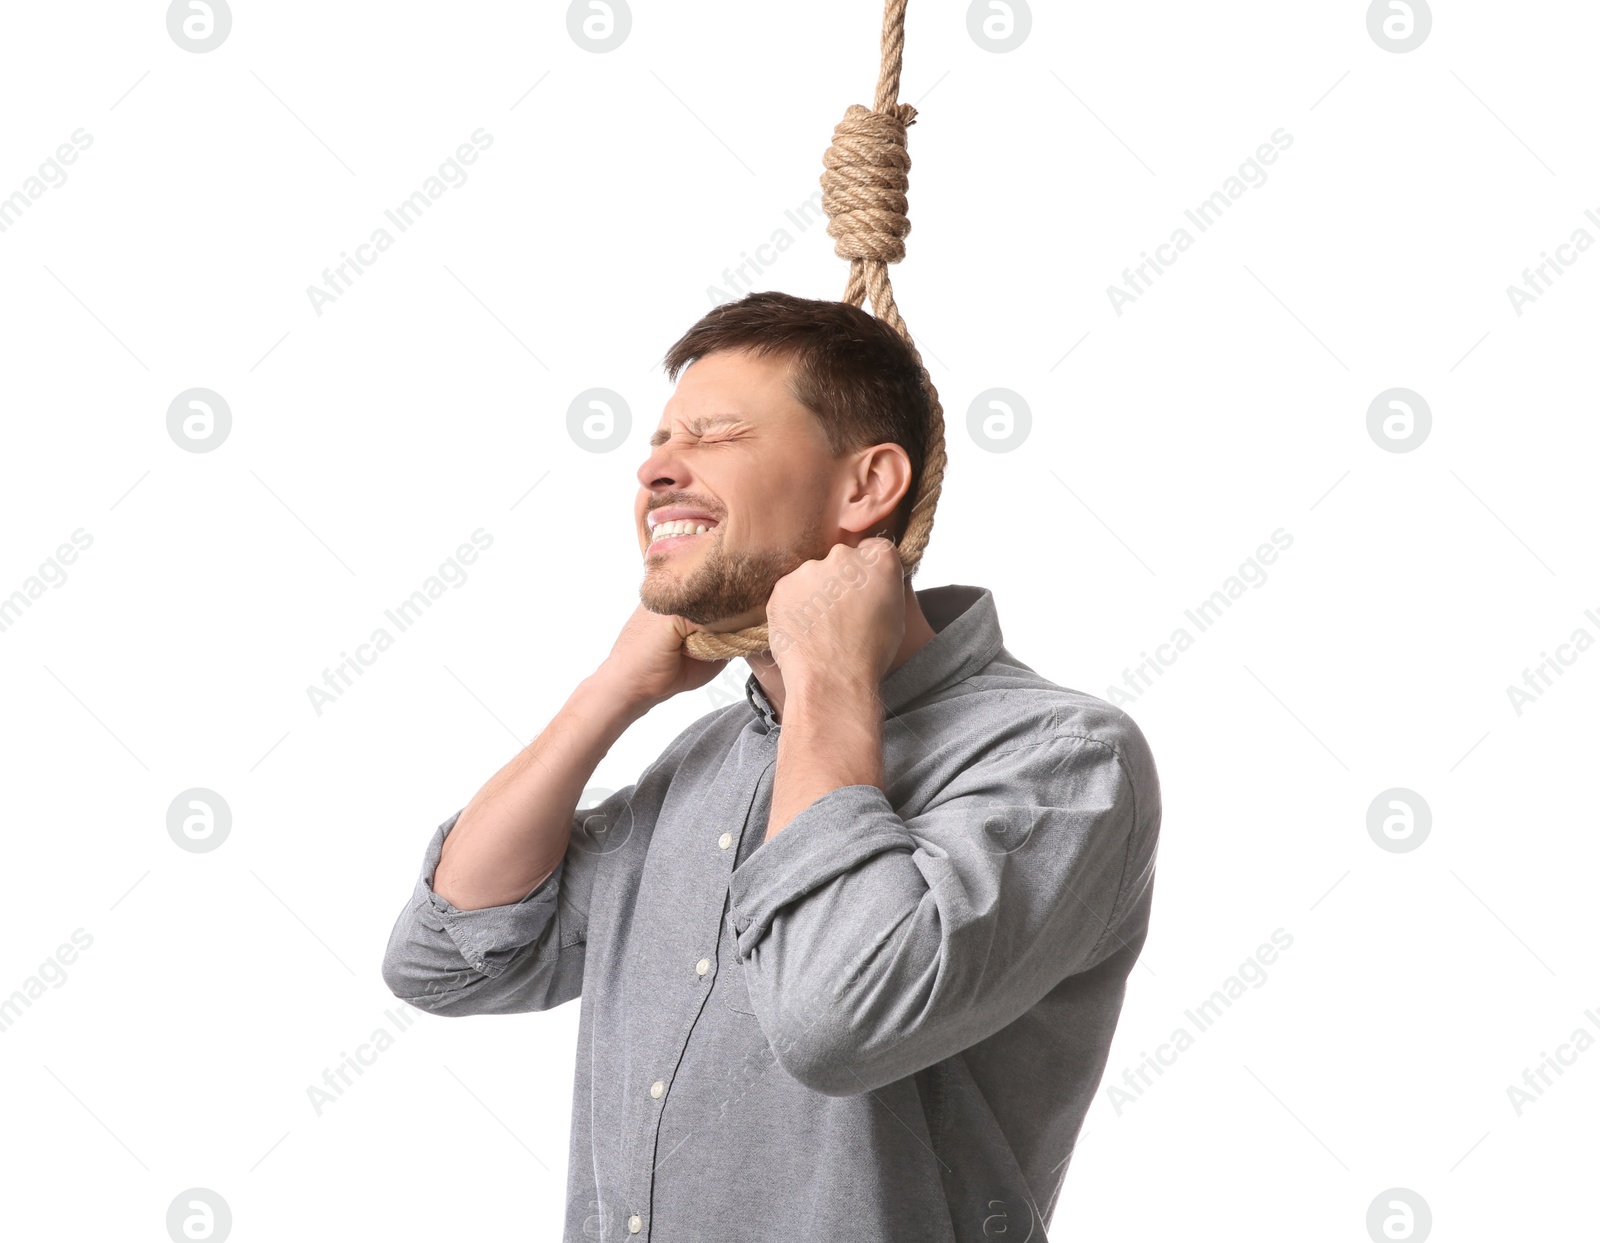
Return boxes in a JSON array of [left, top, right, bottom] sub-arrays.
[[383, 583, 1161, 1242]]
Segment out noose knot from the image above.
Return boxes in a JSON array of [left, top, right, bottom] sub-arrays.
[[820, 102, 918, 266], [681, 3, 942, 665]]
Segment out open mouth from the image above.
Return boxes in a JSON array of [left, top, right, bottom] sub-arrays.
[[647, 517, 719, 551]]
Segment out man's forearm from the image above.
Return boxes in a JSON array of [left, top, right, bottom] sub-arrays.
[[433, 672, 652, 910], [765, 677, 885, 841]]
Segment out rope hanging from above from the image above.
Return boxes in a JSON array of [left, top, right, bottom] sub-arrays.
[[683, 0, 947, 662]]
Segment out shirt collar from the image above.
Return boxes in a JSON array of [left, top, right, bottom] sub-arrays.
[[743, 584, 1004, 729]]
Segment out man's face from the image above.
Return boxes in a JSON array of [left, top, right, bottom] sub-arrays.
[[634, 349, 842, 628]]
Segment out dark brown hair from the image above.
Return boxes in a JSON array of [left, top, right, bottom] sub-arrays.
[[660, 290, 932, 543]]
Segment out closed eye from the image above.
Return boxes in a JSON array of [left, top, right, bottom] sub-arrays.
[[649, 416, 749, 449]]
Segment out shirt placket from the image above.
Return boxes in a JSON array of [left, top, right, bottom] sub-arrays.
[[622, 722, 778, 1238]]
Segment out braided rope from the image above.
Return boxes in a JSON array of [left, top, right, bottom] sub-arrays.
[[683, 0, 945, 661]]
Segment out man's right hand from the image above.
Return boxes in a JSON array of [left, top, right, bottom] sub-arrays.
[[438, 605, 728, 910], [596, 604, 731, 710]]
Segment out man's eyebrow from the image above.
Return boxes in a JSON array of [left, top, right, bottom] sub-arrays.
[[648, 414, 747, 448]]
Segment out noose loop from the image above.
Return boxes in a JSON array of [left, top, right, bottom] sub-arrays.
[[683, 0, 945, 662]]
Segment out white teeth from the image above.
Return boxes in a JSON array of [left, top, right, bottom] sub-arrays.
[[649, 519, 714, 543]]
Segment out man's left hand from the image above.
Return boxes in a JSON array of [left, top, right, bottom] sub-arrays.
[[766, 537, 906, 694]]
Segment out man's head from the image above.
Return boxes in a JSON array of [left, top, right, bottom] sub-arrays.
[[635, 291, 932, 628]]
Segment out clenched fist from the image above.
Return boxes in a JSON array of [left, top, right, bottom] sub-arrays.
[[765, 537, 906, 695]]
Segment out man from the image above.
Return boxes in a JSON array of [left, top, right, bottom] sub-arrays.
[[382, 292, 1161, 1242]]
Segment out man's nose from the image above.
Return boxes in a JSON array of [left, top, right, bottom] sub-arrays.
[[637, 442, 685, 491]]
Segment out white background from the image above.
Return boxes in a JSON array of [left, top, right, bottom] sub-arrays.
[[1, 1, 1595, 1239]]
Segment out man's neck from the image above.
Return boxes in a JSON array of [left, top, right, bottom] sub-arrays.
[[746, 580, 938, 724]]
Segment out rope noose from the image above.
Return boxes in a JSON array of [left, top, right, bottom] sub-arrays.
[[683, 0, 946, 662]]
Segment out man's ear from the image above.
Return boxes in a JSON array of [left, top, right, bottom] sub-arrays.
[[845, 443, 912, 540]]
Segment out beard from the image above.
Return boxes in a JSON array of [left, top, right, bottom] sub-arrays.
[[639, 517, 829, 627]]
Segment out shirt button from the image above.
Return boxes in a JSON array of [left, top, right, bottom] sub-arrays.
[[695, 957, 710, 976], [649, 1079, 665, 1098], [628, 1213, 642, 1233], [718, 831, 733, 850]]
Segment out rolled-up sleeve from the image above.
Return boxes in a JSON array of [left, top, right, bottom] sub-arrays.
[[725, 725, 1159, 1096], [381, 806, 587, 1017], [381, 712, 718, 1017]]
